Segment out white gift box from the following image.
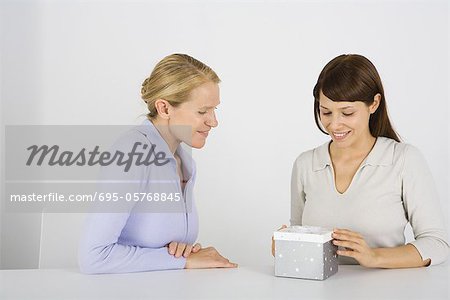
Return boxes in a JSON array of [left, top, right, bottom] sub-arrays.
[[274, 226, 338, 280]]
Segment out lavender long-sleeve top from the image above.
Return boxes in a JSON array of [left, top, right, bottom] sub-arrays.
[[78, 120, 198, 274]]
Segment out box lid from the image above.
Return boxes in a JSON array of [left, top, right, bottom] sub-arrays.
[[273, 226, 333, 243]]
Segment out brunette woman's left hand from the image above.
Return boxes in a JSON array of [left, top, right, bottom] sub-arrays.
[[332, 228, 379, 268]]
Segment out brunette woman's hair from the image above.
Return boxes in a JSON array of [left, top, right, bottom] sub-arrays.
[[313, 54, 400, 142]]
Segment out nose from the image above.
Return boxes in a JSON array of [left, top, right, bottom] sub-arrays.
[[206, 110, 218, 128], [328, 114, 343, 130]]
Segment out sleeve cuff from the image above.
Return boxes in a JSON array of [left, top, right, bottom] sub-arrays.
[[409, 238, 450, 266]]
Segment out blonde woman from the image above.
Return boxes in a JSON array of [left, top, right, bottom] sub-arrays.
[[78, 54, 237, 274]]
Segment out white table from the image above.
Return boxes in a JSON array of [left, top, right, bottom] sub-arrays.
[[1, 264, 448, 299]]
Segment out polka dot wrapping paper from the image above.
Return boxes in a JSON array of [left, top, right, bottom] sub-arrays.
[[274, 226, 338, 280]]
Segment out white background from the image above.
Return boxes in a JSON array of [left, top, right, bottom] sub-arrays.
[[1, 0, 448, 269]]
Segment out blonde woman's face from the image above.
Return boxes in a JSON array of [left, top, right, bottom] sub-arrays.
[[168, 81, 220, 148]]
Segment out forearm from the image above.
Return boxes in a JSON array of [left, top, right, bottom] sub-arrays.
[[373, 244, 430, 269], [79, 243, 186, 274]]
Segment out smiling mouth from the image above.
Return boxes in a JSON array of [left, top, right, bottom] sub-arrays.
[[332, 131, 351, 140], [197, 131, 209, 138]]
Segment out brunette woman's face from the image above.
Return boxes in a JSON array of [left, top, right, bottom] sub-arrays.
[[318, 91, 379, 148]]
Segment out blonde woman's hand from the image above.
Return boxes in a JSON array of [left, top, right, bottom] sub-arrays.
[[272, 225, 287, 256], [185, 247, 238, 269], [167, 242, 202, 258]]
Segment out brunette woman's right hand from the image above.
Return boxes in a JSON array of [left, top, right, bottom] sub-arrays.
[[272, 225, 287, 256], [185, 247, 238, 269]]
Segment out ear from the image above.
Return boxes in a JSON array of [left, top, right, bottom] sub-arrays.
[[369, 94, 381, 114], [154, 99, 171, 119]]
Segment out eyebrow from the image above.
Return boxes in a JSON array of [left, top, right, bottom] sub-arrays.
[[320, 105, 354, 110], [199, 105, 218, 109]]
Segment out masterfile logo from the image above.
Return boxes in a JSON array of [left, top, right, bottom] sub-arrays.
[[4, 125, 192, 214], [26, 142, 170, 172]]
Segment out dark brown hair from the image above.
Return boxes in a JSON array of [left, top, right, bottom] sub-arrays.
[[313, 54, 400, 142]]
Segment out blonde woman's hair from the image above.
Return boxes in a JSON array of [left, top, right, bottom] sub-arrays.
[[141, 53, 221, 119]]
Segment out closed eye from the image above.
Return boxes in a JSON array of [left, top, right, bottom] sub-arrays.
[[321, 111, 354, 116]]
